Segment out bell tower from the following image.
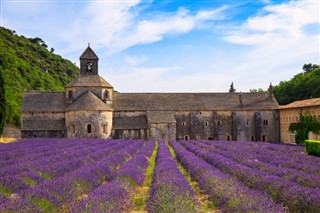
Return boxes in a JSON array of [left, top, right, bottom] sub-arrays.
[[79, 44, 99, 75]]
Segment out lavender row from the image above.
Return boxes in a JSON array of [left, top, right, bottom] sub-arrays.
[[201, 140, 320, 175], [0, 139, 133, 205], [112, 139, 156, 185], [0, 139, 131, 196], [1, 139, 144, 211], [68, 140, 156, 212], [0, 138, 113, 169], [146, 141, 199, 213], [170, 140, 285, 213], [192, 140, 320, 188], [68, 180, 133, 213], [180, 140, 320, 212]]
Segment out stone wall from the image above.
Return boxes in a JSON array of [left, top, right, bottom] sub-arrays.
[[280, 106, 320, 143], [66, 110, 112, 139]]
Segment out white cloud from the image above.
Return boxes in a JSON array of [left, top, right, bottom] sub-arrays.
[[124, 55, 147, 66], [222, 1, 320, 88], [224, 1, 319, 44]]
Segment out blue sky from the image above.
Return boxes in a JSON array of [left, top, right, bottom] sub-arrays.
[[1, 0, 319, 92]]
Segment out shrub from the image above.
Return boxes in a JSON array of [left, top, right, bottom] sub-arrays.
[[305, 140, 320, 157]]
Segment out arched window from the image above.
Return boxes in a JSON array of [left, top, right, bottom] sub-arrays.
[[182, 121, 187, 126], [227, 135, 231, 141], [104, 90, 109, 100], [184, 135, 189, 140], [87, 124, 92, 133], [71, 123, 76, 134]]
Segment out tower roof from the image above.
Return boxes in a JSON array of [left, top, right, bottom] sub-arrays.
[[66, 75, 113, 88], [66, 91, 113, 111], [80, 45, 98, 60]]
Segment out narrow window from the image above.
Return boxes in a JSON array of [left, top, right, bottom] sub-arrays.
[[227, 135, 231, 141], [262, 135, 267, 142], [182, 121, 186, 126], [251, 136, 255, 141], [263, 120, 268, 126], [71, 123, 76, 134], [217, 120, 223, 126], [205, 121, 209, 126], [87, 124, 92, 133], [104, 90, 109, 100], [246, 120, 250, 126], [68, 90, 73, 99], [103, 124, 108, 134], [184, 135, 189, 140]]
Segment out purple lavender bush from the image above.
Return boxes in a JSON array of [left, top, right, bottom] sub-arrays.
[[68, 180, 133, 213], [170, 140, 286, 213], [146, 141, 199, 213]]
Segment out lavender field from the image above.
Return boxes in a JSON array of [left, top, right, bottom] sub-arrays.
[[0, 139, 320, 212]]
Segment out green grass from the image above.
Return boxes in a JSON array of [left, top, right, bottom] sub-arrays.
[[37, 171, 51, 180], [31, 197, 56, 213], [132, 141, 158, 212], [167, 142, 219, 213], [22, 176, 37, 187], [0, 184, 11, 196]]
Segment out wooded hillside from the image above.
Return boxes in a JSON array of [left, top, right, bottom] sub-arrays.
[[0, 27, 79, 128], [273, 64, 320, 105]]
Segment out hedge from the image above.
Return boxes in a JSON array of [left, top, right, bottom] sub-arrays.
[[305, 140, 320, 157]]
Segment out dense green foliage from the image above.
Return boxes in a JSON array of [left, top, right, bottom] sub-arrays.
[[0, 27, 79, 127], [289, 114, 320, 145], [0, 67, 6, 135], [305, 140, 320, 157], [273, 64, 320, 105]]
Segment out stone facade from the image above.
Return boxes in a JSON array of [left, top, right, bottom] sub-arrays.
[[279, 98, 320, 144], [21, 46, 281, 142]]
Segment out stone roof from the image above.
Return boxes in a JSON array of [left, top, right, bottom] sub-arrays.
[[21, 119, 66, 131], [66, 91, 113, 111], [21, 91, 67, 112], [80, 46, 98, 60], [279, 98, 320, 109], [113, 92, 279, 111], [66, 75, 113, 88], [113, 116, 148, 129], [147, 111, 176, 123]]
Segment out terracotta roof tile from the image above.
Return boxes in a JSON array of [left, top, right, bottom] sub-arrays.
[[279, 98, 320, 109]]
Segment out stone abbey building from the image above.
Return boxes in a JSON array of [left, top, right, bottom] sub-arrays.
[[21, 46, 280, 142]]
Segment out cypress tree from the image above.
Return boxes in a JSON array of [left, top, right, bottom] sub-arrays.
[[0, 67, 6, 136]]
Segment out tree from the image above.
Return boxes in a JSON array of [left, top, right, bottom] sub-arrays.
[[0, 67, 6, 136], [303, 63, 319, 73], [229, 82, 236, 93], [289, 113, 320, 145], [250, 88, 264, 93]]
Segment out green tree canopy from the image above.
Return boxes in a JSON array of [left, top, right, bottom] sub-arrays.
[[0, 27, 79, 128], [0, 67, 6, 135], [273, 64, 320, 105]]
